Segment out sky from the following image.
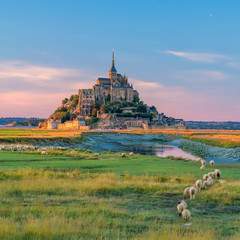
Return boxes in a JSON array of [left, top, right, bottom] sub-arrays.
[[0, 0, 240, 121]]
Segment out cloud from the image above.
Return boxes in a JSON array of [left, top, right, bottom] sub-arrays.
[[226, 62, 240, 68], [0, 61, 98, 117], [164, 50, 226, 63], [177, 70, 228, 82], [130, 79, 240, 121]]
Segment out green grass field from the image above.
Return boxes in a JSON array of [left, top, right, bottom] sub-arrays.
[[0, 149, 239, 239]]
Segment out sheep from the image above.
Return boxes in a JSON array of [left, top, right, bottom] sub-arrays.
[[201, 160, 206, 166], [200, 165, 205, 171], [207, 176, 214, 185], [94, 153, 100, 157], [203, 174, 209, 181], [209, 160, 215, 166], [196, 180, 203, 192], [183, 187, 190, 197], [208, 172, 215, 178], [189, 186, 197, 200], [180, 200, 187, 209], [129, 152, 134, 156], [214, 169, 221, 179], [41, 151, 47, 155], [177, 203, 186, 216], [202, 180, 212, 189], [182, 209, 191, 223], [121, 153, 126, 157]]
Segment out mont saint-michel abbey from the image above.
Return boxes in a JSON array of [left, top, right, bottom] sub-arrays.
[[78, 53, 139, 115]]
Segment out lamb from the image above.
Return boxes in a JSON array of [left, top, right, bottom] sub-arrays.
[[203, 174, 209, 181], [214, 169, 221, 179], [129, 152, 134, 156], [177, 203, 186, 216], [209, 160, 215, 166], [182, 209, 191, 223], [196, 180, 203, 192], [183, 187, 190, 197], [189, 186, 197, 200], [121, 153, 126, 157], [200, 165, 205, 171]]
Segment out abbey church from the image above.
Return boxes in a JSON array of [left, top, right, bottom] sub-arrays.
[[78, 52, 139, 115]]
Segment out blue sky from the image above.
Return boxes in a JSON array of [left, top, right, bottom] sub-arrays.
[[0, 0, 240, 120]]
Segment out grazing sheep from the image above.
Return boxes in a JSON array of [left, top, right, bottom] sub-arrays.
[[200, 165, 205, 171], [129, 152, 134, 156], [196, 180, 203, 192], [203, 180, 211, 189], [208, 172, 215, 178], [184, 187, 190, 197], [214, 169, 221, 179], [189, 186, 197, 200], [177, 203, 186, 216], [70, 151, 78, 155], [209, 160, 215, 166], [182, 209, 191, 223], [203, 174, 209, 181], [181, 200, 187, 208], [41, 151, 47, 155], [208, 176, 214, 185], [121, 153, 126, 157], [94, 153, 100, 157], [201, 160, 206, 166]]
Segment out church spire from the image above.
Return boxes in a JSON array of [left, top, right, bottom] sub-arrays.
[[112, 50, 115, 67], [109, 50, 117, 74]]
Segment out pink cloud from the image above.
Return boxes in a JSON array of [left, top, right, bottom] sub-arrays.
[[165, 50, 226, 63], [131, 79, 240, 121]]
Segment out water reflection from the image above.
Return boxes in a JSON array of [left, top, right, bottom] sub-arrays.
[[81, 133, 198, 161]]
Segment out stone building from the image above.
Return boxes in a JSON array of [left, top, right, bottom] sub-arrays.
[[78, 52, 139, 115]]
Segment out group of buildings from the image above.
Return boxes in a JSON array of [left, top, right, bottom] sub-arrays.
[[47, 52, 185, 130]]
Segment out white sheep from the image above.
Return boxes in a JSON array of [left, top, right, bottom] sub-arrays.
[[94, 153, 100, 157], [189, 186, 197, 200], [183, 187, 190, 197], [177, 203, 186, 216], [208, 172, 215, 178], [203, 174, 209, 181], [196, 180, 203, 192], [202, 180, 211, 189], [214, 169, 221, 179], [201, 160, 206, 166], [209, 160, 215, 166], [180, 200, 187, 209], [129, 152, 134, 156], [41, 151, 47, 155], [200, 165, 205, 171], [182, 209, 191, 223], [207, 176, 214, 185], [121, 153, 126, 157]]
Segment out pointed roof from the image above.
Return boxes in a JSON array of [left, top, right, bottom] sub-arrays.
[[109, 50, 117, 72]]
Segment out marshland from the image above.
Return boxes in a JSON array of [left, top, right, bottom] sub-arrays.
[[0, 128, 239, 239]]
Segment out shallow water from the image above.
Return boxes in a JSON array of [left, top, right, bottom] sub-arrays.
[[78, 133, 240, 164], [79, 133, 199, 161]]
